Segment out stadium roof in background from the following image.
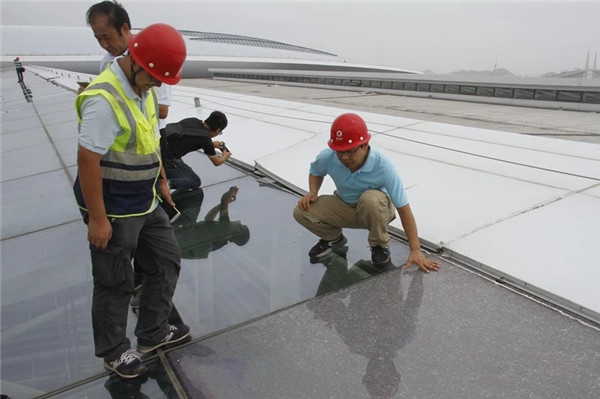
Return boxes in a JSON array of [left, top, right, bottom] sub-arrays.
[[0, 25, 420, 77]]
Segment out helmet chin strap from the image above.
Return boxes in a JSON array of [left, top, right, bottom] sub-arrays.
[[129, 61, 141, 91]]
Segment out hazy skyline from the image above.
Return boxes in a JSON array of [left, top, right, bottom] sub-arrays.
[[2, 0, 599, 76]]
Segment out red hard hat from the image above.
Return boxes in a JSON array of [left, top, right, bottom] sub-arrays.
[[129, 23, 186, 85], [328, 113, 371, 151]]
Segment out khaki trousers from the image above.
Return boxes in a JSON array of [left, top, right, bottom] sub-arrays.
[[293, 189, 396, 248]]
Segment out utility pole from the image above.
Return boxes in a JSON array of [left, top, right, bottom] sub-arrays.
[[585, 51, 591, 78]]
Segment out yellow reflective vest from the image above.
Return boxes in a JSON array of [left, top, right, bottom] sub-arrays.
[[73, 67, 162, 217]]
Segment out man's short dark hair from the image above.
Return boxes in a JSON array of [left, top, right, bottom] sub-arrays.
[[86, 0, 131, 33], [205, 111, 228, 131]]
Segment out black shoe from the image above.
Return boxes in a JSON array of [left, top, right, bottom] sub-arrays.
[[371, 246, 391, 266], [309, 235, 347, 259], [137, 324, 191, 354], [103, 349, 146, 379]]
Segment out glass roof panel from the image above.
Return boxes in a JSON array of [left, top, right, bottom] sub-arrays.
[[0, 70, 406, 396]]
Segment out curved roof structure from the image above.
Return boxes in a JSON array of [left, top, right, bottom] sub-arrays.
[[0, 25, 420, 77], [179, 29, 337, 57]]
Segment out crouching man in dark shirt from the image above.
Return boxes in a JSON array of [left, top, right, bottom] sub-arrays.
[[161, 111, 230, 192]]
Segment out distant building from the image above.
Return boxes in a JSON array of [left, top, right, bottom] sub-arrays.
[[546, 51, 599, 78], [546, 69, 600, 78]]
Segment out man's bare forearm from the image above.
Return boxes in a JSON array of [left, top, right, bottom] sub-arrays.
[[397, 204, 421, 251], [308, 174, 324, 196], [77, 145, 106, 220]]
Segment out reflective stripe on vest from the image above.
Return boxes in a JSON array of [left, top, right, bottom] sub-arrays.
[[74, 67, 162, 217]]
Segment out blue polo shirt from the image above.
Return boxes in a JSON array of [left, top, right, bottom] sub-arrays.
[[309, 146, 408, 208]]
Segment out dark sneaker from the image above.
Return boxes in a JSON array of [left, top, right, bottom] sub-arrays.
[[309, 235, 347, 259], [371, 246, 391, 266], [137, 324, 191, 354], [103, 348, 146, 379]]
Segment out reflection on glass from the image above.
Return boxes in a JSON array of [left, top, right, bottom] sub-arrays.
[[103, 359, 176, 399], [307, 268, 423, 398], [104, 372, 150, 399], [310, 244, 394, 296], [172, 186, 250, 259]]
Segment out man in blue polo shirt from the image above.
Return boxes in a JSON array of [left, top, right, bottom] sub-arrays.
[[293, 113, 439, 272]]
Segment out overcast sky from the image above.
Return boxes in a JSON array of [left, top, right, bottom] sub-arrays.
[[2, 0, 599, 76]]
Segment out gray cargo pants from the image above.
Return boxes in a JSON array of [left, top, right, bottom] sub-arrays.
[[87, 205, 181, 362]]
